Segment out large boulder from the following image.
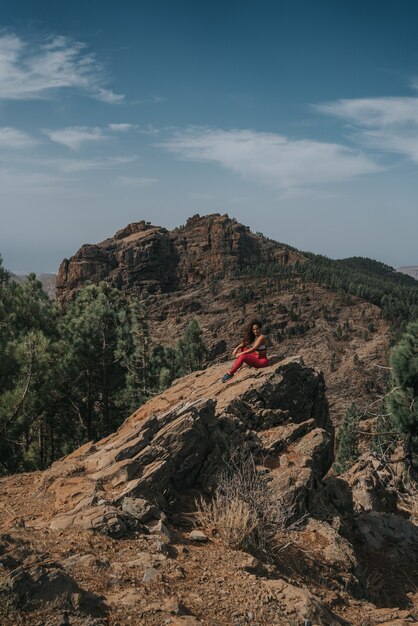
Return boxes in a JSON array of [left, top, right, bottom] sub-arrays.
[[34, 357, 332, 534]]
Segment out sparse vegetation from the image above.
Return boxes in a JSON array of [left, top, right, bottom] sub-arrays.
[[196, 450, 296, 556], [386, 320, 418, 469], [334, 403, 361, 474]]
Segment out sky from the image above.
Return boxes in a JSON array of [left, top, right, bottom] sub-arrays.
[[1, 0, 418, 273]]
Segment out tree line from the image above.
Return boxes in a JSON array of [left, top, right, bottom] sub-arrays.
[[239, 253, 418, 334], [0, 258, 206, 475]]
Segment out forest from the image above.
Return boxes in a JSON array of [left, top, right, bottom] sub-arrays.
[[0, 258, 206, 475], [239, 251, 418, 334], [1, 249, 418, 476]]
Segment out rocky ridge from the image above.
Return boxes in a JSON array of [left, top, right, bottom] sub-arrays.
[[1, 357, 417, 625], [56, 214, 293, 303], [56, 213, 391, 429]]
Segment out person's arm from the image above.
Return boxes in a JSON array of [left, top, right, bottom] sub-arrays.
[[232, 341, 245, 357], [240, 335, 265, 355]]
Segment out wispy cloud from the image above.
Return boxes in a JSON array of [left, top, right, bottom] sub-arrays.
[[159, 127, 381, 190], [314, 97, 418, 126], [43, 126, 108, 150], [315, 96, 418, 163], [44, 123, 137, 149], [0, 127, 37, 149], [0, 32, 123, 103], [108, 123, 136, 132]]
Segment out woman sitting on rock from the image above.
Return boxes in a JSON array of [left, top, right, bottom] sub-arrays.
[[222, 318, 269, 382]]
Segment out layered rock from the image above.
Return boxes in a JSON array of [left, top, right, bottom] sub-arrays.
[[56, 214, 294, 303], [33, 356, 331, 535]]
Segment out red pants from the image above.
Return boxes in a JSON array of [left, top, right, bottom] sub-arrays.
[[229, 353, 269, 375]]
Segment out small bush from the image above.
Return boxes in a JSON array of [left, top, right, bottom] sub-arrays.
[[196, 450, 294, 555]]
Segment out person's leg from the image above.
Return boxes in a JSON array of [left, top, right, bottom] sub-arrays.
[[228, 353, 246, 375], [228, 353, 269, 375], [240, 354, 269, 369]]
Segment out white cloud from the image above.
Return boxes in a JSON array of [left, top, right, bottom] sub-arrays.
[[45, 123, 138, 149], [0, 127, 36, 148], [0, 32, 123, 103], [108, 123, 136, 132], [315, 96, 418, 163], [357, 129, 418, 163], [133, 94, 166, 105], [44, 126, 107, 150], [314, 97, 418, 127], [159, 127, 381, 190], [138, 124, 161, 136]]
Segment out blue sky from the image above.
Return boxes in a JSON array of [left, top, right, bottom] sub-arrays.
[[1, 0, 418, 272]]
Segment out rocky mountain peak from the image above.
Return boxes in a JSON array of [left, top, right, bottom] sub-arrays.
[[113, 220, 166, 241], [56, 213, 295, 303]]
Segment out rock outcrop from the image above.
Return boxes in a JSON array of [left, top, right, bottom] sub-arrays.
[[34, 356, 331, 535], [1, 358, 417, 625], [56, 214, 294, 303]]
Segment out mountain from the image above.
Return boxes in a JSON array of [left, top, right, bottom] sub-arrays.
[[56, 213, 400, 427], [398, 265, 418, 280], [11, 272, 56, 298], [56, 213, 296, 303], [2, 215, 417, 624]]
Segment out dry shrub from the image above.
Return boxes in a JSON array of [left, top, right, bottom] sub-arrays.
[[196, 449, 295, 555], [199, 496, 258, 549]]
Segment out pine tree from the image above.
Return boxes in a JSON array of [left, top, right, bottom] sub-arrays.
[[334, 403, 361, 474], [60, 283, 127, 441], [0, 266, 60, 473], [116, 300, 154, 411], [386, 320, 418, 468], [176, 319, 207, 375]]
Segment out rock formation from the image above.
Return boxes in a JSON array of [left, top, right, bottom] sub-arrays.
[[55, 213, 391, 431], [33, 357, 331, 535], [1, 358, 417, 625], [56, 214, 293, 303]]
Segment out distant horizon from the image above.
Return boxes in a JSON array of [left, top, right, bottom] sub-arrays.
[[3, 211, 416, 276], [2, 1, 418, 273]]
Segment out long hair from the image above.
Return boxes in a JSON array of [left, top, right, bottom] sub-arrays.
[[243, 319, 263, 346]]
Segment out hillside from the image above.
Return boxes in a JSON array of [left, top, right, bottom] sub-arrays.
[[398, 266, 418, 280], [0, 359, 416, 625], [11, 272, 56, 299], [56, 213, 401, 427]]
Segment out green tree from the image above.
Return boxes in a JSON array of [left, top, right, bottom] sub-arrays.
[[334, 403, 361, 474], [0, 266, 60, 473], [60, 283, 127, 441], [176, 319, 207, 375], [386, 320, 418, 469]]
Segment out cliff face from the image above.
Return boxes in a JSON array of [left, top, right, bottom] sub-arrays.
[[56, 214, 293, 303], [56, 221, 177, 301]]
